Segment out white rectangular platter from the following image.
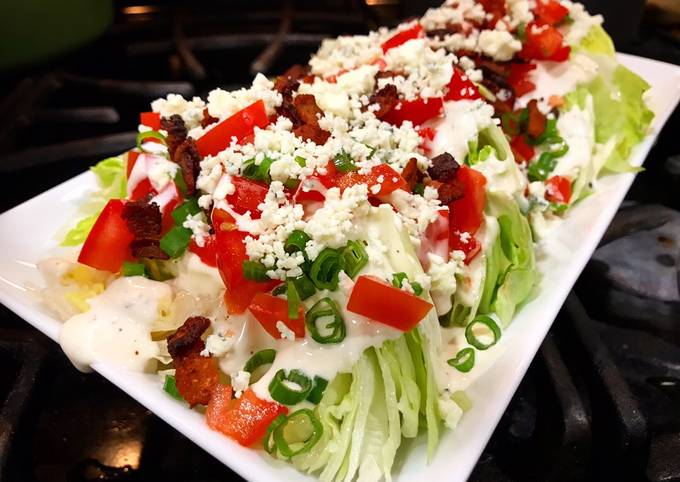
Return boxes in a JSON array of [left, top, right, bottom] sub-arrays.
[[0, 53, 678, 482]]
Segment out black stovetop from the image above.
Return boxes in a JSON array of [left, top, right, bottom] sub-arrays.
[[1, 2, 679, 482]]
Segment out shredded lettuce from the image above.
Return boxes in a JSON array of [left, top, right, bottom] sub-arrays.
[[61, 156, 127, 246]]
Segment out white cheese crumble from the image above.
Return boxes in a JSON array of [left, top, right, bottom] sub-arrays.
[[151, 94, 206, 130], [206, 73, 282, 120], [146, 157, 179, 192], [561, 0, 604, 45], [182, 213, 211, 247], [201, 332, 234, 357], [231, 370, 251, 398], [276, 321, 296, 341], [309, 33, 384, 78], [477, 30, 522, 62]]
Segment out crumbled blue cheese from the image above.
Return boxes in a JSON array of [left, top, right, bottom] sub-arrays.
[[201, 332, 234, 357], [427, 252, 460, 295], [151, 94, 206, 130], [231, 370, 251, 398], [147, 157, 179, 192], [309, 33, 384, 78], [561, 0, 604, 45], [206, 73, 282, 120], [386, 187, 442, 245], [183, 213, 211, 247], [478, 30, 522, 61], [276, 321, 296, 341]]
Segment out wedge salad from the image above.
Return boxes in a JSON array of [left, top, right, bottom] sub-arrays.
[[39, 1, 653, 480]]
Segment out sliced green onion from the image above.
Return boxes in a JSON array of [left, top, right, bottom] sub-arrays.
[[447, 347, 476, 373], [333, 150, 358, 173], [163, 375, 184, 401], [268, 369, 313, 405], [264, 414, 287, 455], [478, 145, 494, 162], [342, 240, 368, 278], [392, 272, 408, 289], [413, 183, 425, 196], [501, 112, 521, 136], [285, 230, 310, 255], [160, 226, 192, 258], [305, 297, 346, 344], [242, 156, 275, 183], [465, 315, 501, 350], [172, 198, 201, 225], [309, 248, 344, 290], [517, 22, 527, 41], [122, 261, 146, 277], [141, 258, 177, 281], [272, 284, 287, 296], [306, 376, 328, 404], [550, 202, 569, 216], [273, 409, 323, 458], [287, 279, 301, 320], [291, 274, 315, 300], [527, 151, 559, 182], [244, 349, 276, 374], [411, 281, 423, 296], [284, 178, 301, 190], [242, 260, 270, 281], [294, 156, 307, 167], [136, 130, 167, 152]]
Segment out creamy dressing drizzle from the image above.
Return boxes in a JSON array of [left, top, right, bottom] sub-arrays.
[[428, 99, 494, 161], [59, 277, 171, 372]]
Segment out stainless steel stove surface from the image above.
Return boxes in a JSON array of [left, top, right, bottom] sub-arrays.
[[1, 1, 679, 482]]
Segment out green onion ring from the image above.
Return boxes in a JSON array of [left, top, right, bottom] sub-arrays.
[[136, 130, 167, 152], [305, 297, 346, 344], [242, 260, 270, 281], [447, 347, 475, 373], [263, 414, 287, 455], [287, 279, 301, 320], [273, 409, 324, 458], [309, 248, 344, 290], [268, 369, 312, 405], [306, 376, 328, 404], [163, 374, 184, 401], [342, 240, 368, 278], [243, 349, 276, 375], [285, 230, 310, 255], [465, 315, 501, 350]]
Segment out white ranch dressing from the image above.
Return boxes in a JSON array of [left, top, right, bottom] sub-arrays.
[[59, 277, 171, 372], [172, 252, 224, 298], [471, 154, 527, 200], [428, 99, 495, 161], [516, 54, 599, 113], [552, 96, 595, 178]]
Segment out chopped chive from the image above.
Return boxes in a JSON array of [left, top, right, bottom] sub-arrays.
[[242, 260, 270, 281], [160, 226, 192, 258], [333, 150, 357, 173], [171, 198, 201, 225], [122, 261, 146, 277], [342, 240, 368, 278]]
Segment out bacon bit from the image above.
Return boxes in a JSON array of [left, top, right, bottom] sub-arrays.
[[173, 138, 201, 196], [290, 94, 330, 144], [401, 158, 422, 191], [200, 108, 219, 128], [437, 179, 466, 205], [367, 84, 399, 119], [168, 316, 218, 407], [427, 152, 460, 182], [122, 198, 168, 260], [167, 316, 211, 357], [548, 95, 565, 108], [526, 99, 547, 139], [160, 114, 187, 159]]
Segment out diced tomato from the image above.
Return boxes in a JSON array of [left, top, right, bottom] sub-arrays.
[[449, 232, 482, 264], [507, 63, 536, 97], [510, 135, 536, 163], [189, 235, 218, 267], [381, 23, 423, 53], [317, 160, 337, 188], [213, 209, 280, 314], [347, 275, 433, 331], [129, 178, 155, 201], [520, 23, 569, 62], [140, 111, 161, 130], [419, 209, 449, 268], [479, 0, 507, 27], [126, 150, 140, 178], [534, 0, 570, 26], [445, 68, 481, 101], [335, 164, 407, 197], [196, 100, 270, 158], [382, 97, 444, 126], [207, 388, 287, 447], [248, 292, 305, 340], [418, 126, 436, 154], [448, 166, 487, 236], [78, 199, 134, 273], [545, 175, 572, 204], [225, 176, 269, 218]]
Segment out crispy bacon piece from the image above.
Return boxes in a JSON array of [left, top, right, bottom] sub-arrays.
[[289, 94, 331, 144], [201, 108, 219, 128], [367, 84, 399, 120], [526, 99, 547, 139], [122, 198, 168, 260], [168, 316, 219, 407], [437, 179, 466, 204], [160, 114, 187, 159], [428, 152, 459, 182], [274, 64, 309, 96], [401, 158, 422, 191], [173, 138, 201, 196]]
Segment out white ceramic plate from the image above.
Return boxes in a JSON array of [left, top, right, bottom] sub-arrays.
[[0, 54, 678, 482]]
